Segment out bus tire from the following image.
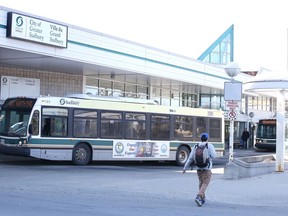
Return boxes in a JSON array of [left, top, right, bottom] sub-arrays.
[[175, 146, 190, 166], [72, 143, 92, 166]]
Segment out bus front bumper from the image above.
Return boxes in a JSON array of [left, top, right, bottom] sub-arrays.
[[0, 144, 31, 157], [255, 143, 276, 150]]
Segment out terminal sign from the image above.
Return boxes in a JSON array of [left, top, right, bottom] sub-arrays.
[[0, 76, 40, 100], [6, 12, 68, 48]]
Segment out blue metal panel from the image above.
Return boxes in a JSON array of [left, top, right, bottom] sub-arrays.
[[197, 24, 234, 64]]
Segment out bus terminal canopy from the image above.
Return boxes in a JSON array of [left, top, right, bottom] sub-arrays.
[[243, 71, 288, 172], [244, 72, 288, 95]]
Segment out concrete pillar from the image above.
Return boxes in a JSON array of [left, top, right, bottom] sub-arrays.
[[276, 90, 285, 172]]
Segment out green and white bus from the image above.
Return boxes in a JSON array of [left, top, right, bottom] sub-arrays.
[[0, 95, 224, 165], [255, 119, 277, 150]]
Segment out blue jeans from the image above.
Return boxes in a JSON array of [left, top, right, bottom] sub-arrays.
[[241, 139, 248, 148]]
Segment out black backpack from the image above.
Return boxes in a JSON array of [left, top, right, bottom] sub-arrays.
[[193, 143, 210, 168]]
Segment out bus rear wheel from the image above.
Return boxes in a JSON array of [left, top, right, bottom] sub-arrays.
[[72, 143, 92, 166], [176, 146, 190, 166]]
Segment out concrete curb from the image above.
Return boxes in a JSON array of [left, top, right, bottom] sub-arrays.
[[224, 155, 279, 179]]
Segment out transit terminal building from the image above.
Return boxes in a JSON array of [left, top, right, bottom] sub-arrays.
[[0, 6, 277, 148]]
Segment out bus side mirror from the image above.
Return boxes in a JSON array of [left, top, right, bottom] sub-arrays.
[[28, 124, 33, 134], [28, 124, 33, 141]]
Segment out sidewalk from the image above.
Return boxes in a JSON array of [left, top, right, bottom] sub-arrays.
[[207, 149, 288, 207]]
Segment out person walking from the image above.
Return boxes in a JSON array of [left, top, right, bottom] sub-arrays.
[[241, 128, 250, 149], [182, 133, 217, 207]]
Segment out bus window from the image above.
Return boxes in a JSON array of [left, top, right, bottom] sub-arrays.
[[5, 111, 30, 136], [51, 117, 68, 136], [196, 117, 208, 138], [125, 113, 146, 139], [31, 110, 39, 135], [0, 112, 5, 133], [209, 118, 221, 141], [73, 109, 97, 137], [174, 116, 193, 141], [42, 118, 51, 136], [151, 115, 170, 140], [0, 98, 36, 137], [42, 107, 68, 137], [100, 111, 123, 138]]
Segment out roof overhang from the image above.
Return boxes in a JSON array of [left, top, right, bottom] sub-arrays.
[[243, 72, 288, 99]]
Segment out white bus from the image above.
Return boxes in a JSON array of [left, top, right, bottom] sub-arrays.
[[0, 95, 224, 165]]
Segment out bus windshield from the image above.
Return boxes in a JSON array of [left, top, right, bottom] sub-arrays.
[[256, 124, 276, 139], [0, 98, 36, 137]]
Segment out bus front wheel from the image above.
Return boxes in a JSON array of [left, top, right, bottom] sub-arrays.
[[176, 146, 190, 166], [72, 143, 92, 166]]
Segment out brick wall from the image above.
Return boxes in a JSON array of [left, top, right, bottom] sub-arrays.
[[0, 64, 83, 97]]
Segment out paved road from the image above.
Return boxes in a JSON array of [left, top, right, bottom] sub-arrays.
[[1, 149, 286, 216]]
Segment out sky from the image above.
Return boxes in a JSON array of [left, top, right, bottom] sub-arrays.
[[1, 0, 288, 72]]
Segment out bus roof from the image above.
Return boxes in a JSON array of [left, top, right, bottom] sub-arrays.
[[65, 94, 158, 105], [31, 95, 223, 118]]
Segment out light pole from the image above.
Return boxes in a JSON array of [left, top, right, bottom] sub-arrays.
[[224, 62, 241, 162], [249, 112, 255, 149]]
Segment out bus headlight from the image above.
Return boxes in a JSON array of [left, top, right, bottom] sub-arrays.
[[19, 140, 22, 146]]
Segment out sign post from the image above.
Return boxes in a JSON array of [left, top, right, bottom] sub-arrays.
[[226, 102, 239, 162], [224, 62, 242, 162]]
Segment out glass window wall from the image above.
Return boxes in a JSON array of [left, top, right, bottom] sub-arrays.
[[85, 75, 275, 113]]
